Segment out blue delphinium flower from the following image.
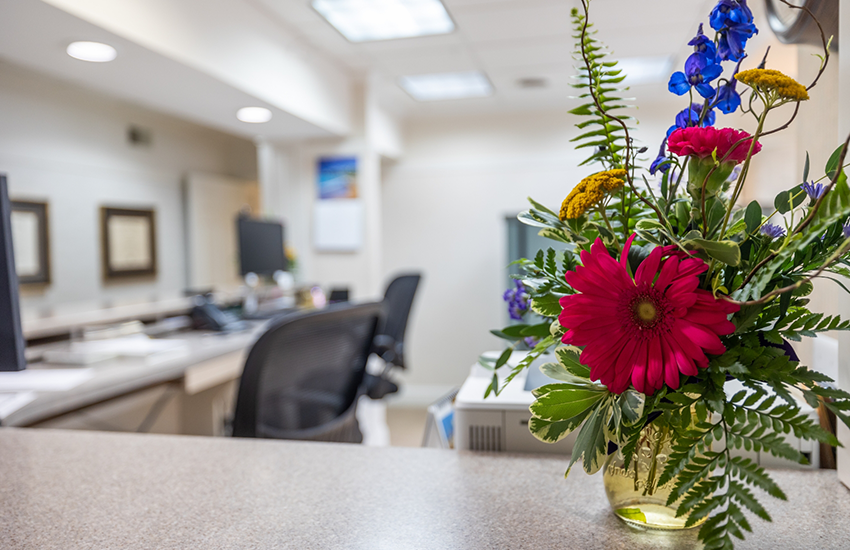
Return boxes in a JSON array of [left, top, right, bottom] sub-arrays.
[[760, 223, 785, 239], [669, 51, 723, 99], [843, 222, 850, 239], [710, 0, 753, 30], [802, 181, 826, 200], [503, 280, 530, 320], [713, 59, 744, 114], [649, 138, 670, 175], [710, 0, 757, 62], [523, 336, 539, 348], [689, 24, 718, 60]]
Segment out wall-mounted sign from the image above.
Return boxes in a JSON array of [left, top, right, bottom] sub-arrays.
[[317, 157, 358, 199]]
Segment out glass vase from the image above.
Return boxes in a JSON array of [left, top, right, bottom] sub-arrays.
[[603, 422, 706, 530]]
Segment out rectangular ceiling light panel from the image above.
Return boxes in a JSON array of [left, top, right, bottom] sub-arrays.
[[312, 0, 454, 42], [400, 71, 493, 101]]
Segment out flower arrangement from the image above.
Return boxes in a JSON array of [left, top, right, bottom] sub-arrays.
[[487, 1, 850, 548]]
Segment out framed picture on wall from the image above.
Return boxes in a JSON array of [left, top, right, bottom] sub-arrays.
[[101, 207, 157, 279], [10, 200, 50, 285]]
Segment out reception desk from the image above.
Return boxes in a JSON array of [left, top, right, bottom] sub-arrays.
[[0, 428, 847, 549]]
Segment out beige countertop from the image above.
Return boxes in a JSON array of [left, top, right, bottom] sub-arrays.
[[0, 428, 848, 549]]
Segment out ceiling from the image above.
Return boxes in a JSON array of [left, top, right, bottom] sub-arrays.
[[251, 0, 720, 116], [0, 0, 794, 139]]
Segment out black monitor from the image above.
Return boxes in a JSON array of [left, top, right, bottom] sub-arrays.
[[237, 216, 288, 277], [0, 174, 26, 370]]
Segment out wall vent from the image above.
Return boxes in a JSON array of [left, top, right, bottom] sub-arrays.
[[469, 425, 502, 452]]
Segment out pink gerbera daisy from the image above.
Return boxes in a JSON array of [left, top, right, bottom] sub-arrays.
[[558, 235, 739, 395]]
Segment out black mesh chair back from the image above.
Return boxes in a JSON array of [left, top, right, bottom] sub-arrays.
[[375, 274, 421, 369], [232, 302, 382, 442]]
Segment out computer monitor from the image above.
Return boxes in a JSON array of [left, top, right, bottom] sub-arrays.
[[237, 216, 288, 277], [0, 174, 26, 371]]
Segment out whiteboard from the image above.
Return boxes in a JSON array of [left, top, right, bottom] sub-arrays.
[[313, 200, 363, 252]]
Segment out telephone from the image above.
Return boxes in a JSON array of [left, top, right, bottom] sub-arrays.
[[190, 295, 245, 332]]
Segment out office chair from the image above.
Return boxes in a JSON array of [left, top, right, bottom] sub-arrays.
[[365, 273, 421, 400], [231, 302, 382, 442]]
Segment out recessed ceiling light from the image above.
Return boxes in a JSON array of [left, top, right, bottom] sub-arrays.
[[312, 0, 454, 42], [66, 41, 117, 63], [400, 71, 493, 101], [236, 107, 273, 124], [615, 56, 673, 85]]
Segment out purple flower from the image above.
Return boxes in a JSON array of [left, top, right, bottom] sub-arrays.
[[802, 181, 826, 200], [503, 280, 530, 320], [843, 222, 850, 239], [523, 337, 540, 348], [760, 223, 785, 239]]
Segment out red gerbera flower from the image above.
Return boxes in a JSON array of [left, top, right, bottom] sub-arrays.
[[667, 126, 761, 163], [558, 235, 739, 394]]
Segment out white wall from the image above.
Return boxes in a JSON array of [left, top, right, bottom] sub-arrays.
[[258, 84, 389, 302], [0, 60, 256, 310]]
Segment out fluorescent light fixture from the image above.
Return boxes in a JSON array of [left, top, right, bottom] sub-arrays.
[[66, 41, 117, 63], [313, 0, 454, 42], [615, 56, 673, 85], [236, 107, 273, 123], [400, 71, 493, 101]]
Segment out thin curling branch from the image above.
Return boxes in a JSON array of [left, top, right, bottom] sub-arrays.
[[778, 0, 829, 92], [577, 0, 667, 225], [752, 1, 828, 139], [738, 132, 850, 291]]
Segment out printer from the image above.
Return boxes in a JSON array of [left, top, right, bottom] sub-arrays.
[[455, 350, 820, 468]]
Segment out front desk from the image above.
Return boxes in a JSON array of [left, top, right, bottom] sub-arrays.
[[0, 428, 847, 549]]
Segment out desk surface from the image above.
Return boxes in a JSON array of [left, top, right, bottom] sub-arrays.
[[5, 324, 266, 427], [0, 428, 847, 549]]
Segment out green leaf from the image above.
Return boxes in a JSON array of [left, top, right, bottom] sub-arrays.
[[500, 324, 529, 338], [530, 294, 563, 317], [685, 239, 741, 266], [615, 508, 647, 523], [826, 144, 846, 181], [495, 347, 513, 370], [803, 151, 810, 183], [554, 346, 591, 378], [520, 322, 553, 338], [530, 386, 608, 422], [774, 184, 807, 214], [566, 401, 610, 476], [528, 407, 593, 443], [745, 200, 762, 234]]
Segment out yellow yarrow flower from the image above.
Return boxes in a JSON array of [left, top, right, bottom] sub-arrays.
[[559, 169, 627, 220], [735, 68, 809, 102]]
